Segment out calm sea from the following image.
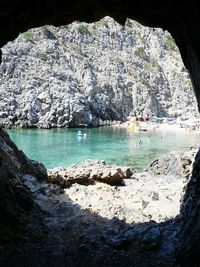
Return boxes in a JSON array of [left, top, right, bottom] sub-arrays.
[[7, 127, 200, 170]]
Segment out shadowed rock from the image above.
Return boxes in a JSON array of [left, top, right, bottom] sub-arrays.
[[0, 128, 47, 243]]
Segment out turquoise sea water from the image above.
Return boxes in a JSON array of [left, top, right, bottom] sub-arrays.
[[7, 127, 200, 170]]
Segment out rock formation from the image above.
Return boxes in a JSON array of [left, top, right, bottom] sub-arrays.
[[48, 148, 197, 224], [0, 17, 197, 128], [0, 128, 47, 243], [1, 0, 200, 264], [148, 146, 197, 180], [48, 159, 133, 187]]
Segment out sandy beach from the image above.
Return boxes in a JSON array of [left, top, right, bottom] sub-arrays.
[[111, 118, 200, 135]]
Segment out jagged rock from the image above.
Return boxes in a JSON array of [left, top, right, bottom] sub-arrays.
[[0, 128, 47, 242], [0, 17, 198, 128], [48, 160, 134, 187], [63, 169, 186, 223], [148, 146, 197, 180]]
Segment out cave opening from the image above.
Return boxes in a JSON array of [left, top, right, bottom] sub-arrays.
[[1, 1, 200, 266], [1, 15, 197, 223]]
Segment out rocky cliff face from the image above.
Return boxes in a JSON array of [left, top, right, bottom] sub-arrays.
[[0, 128, 47, 243], [0, 17, 198, 128]]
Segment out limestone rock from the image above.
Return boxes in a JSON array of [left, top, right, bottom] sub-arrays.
[[148, 146, 197, 180], [63, 171, 185, 224], [48, 160, 134, 187], [0, 17, 198, 128]]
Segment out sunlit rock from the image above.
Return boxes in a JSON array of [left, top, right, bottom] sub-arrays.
[[0, 17, 197, 128]]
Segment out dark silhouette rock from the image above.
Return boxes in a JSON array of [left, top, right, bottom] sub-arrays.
[[0, 128, 47, 243]]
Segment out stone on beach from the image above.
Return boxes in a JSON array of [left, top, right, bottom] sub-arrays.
[[148, 146, 197, 180], [47, 147, 197, 223], [48, 160, 134, 187]]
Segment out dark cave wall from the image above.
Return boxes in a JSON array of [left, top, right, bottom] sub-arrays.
[[179, 150, 200, 265], [0, 129, 47, 242], [1, 0, 200, 264]]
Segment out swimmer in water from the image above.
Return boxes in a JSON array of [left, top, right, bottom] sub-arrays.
[[135, 140, 142, 147]]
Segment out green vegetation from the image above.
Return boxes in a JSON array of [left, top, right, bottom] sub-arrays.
[[37, 53, 48, 61], [139, 75, 158, 96], [173, 71, 187, 83], [77, 24, 89, 35], [176, 74, 193, 87], [134, 47, 145, 58], [143, 62, 151, 71], [58, 25, 68, 31], [71, 44, 87, 57], [84, 39, 90, 45], [139, 75, 148, 86], [165, 34, 176, 51], [177, 73, 185, 82], [143, 58, 162, 72], [116, 58, 124, 65], [186, 79, 192, 86], [139, 36, 146, 44], [23, 31, 32, 41], [90, 26, 98, 37], [150, 58, 162, 72], [98, 20, 108, 28]]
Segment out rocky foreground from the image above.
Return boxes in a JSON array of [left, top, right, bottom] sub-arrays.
[[47, 148, 196, 224], [0, 17, 198, 128], [0, 127, 198, 266]]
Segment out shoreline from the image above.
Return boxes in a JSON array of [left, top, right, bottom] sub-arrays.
[[3, 121, 199, 132], [2, 116, 200, 135], [111, 120, 200, 135]]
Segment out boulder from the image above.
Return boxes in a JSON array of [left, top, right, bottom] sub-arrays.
[[48, 160, 134, 187], [148, 146, 197, 180]]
